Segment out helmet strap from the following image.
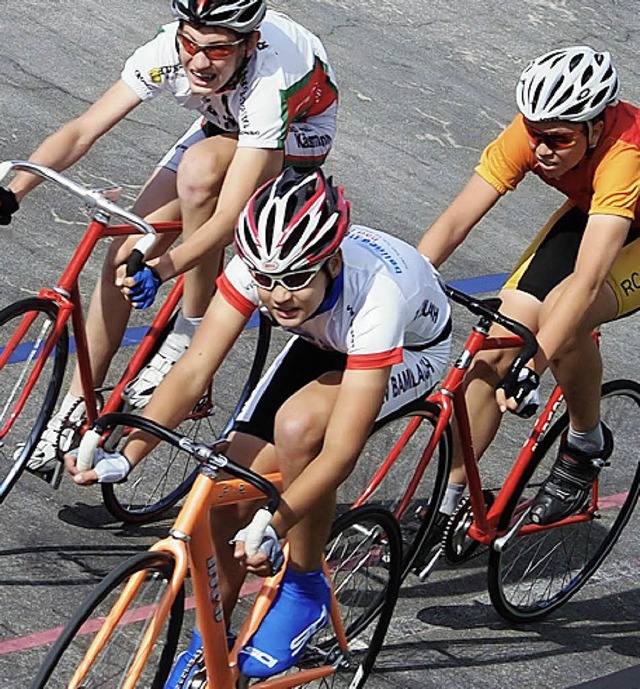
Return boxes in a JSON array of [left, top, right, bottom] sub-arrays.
[[303, 263, 344, 323]]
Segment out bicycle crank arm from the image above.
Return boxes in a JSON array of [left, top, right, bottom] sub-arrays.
[[492, 508, 531, 553], [418, 546, 443, 581]]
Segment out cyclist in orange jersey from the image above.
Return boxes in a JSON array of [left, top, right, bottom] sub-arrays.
[[418, 46, 640, 527]]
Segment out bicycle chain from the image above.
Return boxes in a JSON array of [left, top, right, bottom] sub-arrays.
[[175, 648, 208, 689], [54, 389, 107, 457]]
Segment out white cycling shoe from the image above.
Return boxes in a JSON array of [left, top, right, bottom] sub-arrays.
[[21, 399, 87, 481], [123, 332, 189, 409]]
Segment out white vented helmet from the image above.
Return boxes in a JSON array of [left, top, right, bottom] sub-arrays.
[[516, 46, 620, 122], [235, 167, 350, 275], [171, 0, 266, 33]]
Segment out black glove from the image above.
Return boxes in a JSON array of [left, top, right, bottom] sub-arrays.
[[0, 188, 19, 225], [497, 366, 540, 419]]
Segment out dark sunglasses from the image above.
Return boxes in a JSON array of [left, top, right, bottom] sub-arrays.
[[177, 30, 245, 60], [524, 123, 584, 150], [250, 264, 324, 292]]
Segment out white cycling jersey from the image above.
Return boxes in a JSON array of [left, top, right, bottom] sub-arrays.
[[121, 10, 338, 153], [219, 224, 452, 369]]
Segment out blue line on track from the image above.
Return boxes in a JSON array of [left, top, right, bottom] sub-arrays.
[[3, 272, 509, 364]]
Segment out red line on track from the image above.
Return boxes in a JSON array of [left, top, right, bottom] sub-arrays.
[[0, 578, 263, 656]]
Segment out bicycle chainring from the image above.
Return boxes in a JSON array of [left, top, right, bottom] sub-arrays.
[[443, 490, 495, 565]]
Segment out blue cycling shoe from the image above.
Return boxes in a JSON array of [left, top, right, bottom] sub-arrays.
[[164, 627, 236, 688], [238, 567, 331, 678], [164, 627, 203, 689]]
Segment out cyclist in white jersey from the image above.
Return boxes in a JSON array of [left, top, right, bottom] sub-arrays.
[[69, 167, 451, 680], [0, 0, 338, 481]]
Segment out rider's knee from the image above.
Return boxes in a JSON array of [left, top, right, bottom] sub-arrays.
[[177, 143, 229, 205], [274, 409, 323, 467]]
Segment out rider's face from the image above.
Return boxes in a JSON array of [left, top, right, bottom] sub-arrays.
[[257, 255, 342, 328], [524, 119, 601, 179], [178, 23, 256, 95]]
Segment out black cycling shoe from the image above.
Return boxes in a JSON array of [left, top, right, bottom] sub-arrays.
[[530, 423, 614, 526], [412, 510, 449, 572]]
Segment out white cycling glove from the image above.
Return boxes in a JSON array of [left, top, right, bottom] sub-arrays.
[[231, 508, 284, 574], [69, 447, 132, 483]]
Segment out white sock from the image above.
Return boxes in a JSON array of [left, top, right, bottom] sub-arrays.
[[440, 482, 465, 516], [172, 311, 202, 340], [567, 422, 604, 455]]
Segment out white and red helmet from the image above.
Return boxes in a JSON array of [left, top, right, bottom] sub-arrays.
[[171, 0, 266, 33], [235, 167, 350, 275], [516, 46, 620, 122]]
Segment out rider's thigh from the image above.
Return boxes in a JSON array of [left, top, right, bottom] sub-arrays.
[[273, 371, 342, 455], [469, 287, 542, 376], [102, 166, 181, 274], [133, 166, 181, 221], [226, 430, 278, 474]]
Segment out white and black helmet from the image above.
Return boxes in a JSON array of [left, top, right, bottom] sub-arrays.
[[516, 46, 620, 122], [171, 0, 266, 33], [235, 167, 350, 275]]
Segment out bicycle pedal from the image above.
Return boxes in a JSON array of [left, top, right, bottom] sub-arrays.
[[26, 459, 64, 489], [49, 460, 64, 489]]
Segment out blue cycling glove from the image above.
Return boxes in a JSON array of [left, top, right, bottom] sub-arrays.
[[128, 265, 162, 309], [0, 188, 19, 225]]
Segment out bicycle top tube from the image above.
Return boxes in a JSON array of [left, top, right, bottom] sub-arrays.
[[0, 160, 157, 237]]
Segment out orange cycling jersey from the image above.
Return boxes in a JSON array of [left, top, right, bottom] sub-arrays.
[[476, 101, 640, 228]]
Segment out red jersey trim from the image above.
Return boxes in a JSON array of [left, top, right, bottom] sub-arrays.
[[217, 273, 256, 317], [346, 347, 403, 370]]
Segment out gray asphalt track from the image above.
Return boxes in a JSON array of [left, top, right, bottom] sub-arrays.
[[0, 0, 638, 687]]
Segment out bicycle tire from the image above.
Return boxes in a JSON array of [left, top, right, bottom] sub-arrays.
[[0, 297, 68, 502], [488, 379, 640, 623], [338, 400, 452, 577], [31, 550, 184, 689], [101, 312, 272, 523], [295, 505, 403, 688]]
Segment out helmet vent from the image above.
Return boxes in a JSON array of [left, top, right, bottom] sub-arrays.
[[242, 224, 259, 258], [280, 223, 307, 260]]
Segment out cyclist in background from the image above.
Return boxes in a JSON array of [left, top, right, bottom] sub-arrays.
[[0, 0, 338, 482], [418, 46, 640, 528], [69, 167, 452, 680]]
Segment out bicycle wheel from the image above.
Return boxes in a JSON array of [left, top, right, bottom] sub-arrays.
[[31, 550, 184, 689], [102, 312, 272, 523], [294, 505, 402, 688], [337, 401, 452, 576], [488, 379, 640, 623], [0, 298, 68, 502]]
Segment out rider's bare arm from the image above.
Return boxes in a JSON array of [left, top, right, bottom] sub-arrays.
[[270, 366, 391, 536], [9, 80, 142, 201], [536, 214, 630, 365], [119, 292, 250, 465], [417, 173, 501, 268], [151, 146, 284, 281]]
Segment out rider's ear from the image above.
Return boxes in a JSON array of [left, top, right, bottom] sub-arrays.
[[326, 251, 342, 279], [245, 30, 261, 56], [588, 120, 605, 149]]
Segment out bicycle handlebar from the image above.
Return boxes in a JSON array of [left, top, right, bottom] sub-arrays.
[[76, 412, 281, 514], [0, 160, 157, 261], [445, 284, 539, 395]]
